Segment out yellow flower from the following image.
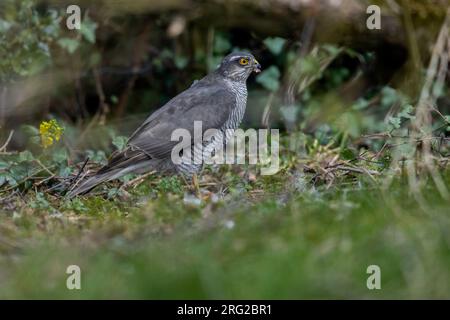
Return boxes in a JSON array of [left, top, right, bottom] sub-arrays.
[[39, 119, 64, 148]]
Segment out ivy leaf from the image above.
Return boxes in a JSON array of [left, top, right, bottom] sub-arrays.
[[388, 116, 401, 129], [30, 192, 51, 210], [208, 55, 223, 72], [381, 86, 400, 107], [352, 98, 370, 110], [256, 66, 281, 92], [280, 105, 299, 123], [174, 55, 189, 69], [86, 150, 107, 165], [110, 95, 119, 104], [387, 104, 415, 130], [21, 124, 39, 136], [322, 44, 342, 56], [0, 161, 9, 170], [29, 136, 41, 146], [336, 112, 361, 137], [18, 150, 34, 162], [214, 34, 231, 53], [52, 148, 68, 163], [0, 19, 12, 32], [112, 136, 128, 152], [397, 104, 415, 119], [5, 174, 18, 187], [432, 82, 445, 98], [263, 37, 286, 55], [57, 38, 80, 54], [444, 115, 450, 124], [0, 173, 6, 186], [341, 148, 356, 160], [300, 55, 321, 77]]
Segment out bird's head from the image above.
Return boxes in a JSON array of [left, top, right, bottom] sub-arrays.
[[216, 52, 262, 82]]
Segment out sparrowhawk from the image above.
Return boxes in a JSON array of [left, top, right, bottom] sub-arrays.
[[67, 52, 261, 197]]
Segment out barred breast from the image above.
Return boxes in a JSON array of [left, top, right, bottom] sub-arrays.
[[177, 80, 247, 176]]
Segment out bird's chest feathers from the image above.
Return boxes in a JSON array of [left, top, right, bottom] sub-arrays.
[[224, 79, 247, 105], [223, 79, 248, 125]]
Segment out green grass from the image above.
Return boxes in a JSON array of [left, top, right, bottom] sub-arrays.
[[1, 171, 449, 299]]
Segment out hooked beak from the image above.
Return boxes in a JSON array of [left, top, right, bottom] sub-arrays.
[[253, 59, 262, 73]]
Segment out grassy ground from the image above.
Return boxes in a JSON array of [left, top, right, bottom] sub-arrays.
[[1, 0, 450, 301], [0, 165, 449, 299]]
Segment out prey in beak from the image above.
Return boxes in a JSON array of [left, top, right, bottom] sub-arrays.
[[253, 59, 262, 73]]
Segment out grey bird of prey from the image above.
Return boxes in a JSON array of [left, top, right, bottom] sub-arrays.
[[67, 52, 261, 197]]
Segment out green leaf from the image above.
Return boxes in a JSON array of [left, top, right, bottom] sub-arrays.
[[160, 49, 173, 59], [30, 192, 51, 210], [57, 38, 80, 54], [18, 150, 34, 162], [21, 124, 39, 136], [58, 166, 73, 178], [387, 104, 415, 130], [263, 37, 286, 55], [444, 115, 450, 124], [280, 105, 299, 123], [214, 34, 231, 53], [112, 136, 128, 152], [352, 98, 370, 110], [79, 17, 97, 44], [341, 148, 356, 160], [0, 161, 9, 170], [63, 197, 88, 213], [52, 148, 68, 163], [388, 116, 401, 129], [300, 56, 321, 77], [174, 55, 189, 69], [110, 95, 119, 104], [381, 86, 400, 107], [397, 104, 415, 120], [432, 82, 445, 98], [322, 44, 342, 56], [86, 150, 107, 165], [0, 19, 12, 32], [0, 173, 6, 186], [256, 66, 281, 92], [29, 136, 41, 146], [208, 55, 223, 72], [5, 175, 17, 187], [336, 112, 361, 137]]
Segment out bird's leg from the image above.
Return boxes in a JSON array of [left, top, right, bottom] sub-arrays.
[[192, 173, 201, 198]]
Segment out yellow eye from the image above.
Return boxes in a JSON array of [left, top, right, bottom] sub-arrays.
[[239, 58, 249, 65]]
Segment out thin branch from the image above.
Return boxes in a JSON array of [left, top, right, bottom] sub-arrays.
[[0, 130, 14, 152]]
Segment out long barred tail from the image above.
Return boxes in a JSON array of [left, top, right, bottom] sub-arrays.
[[66, 169, 123, 198], [66, 158, 161, 198]]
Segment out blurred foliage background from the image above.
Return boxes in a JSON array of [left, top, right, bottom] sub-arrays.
[[1, 0, 449, 195], [0, 0, 448, 150]]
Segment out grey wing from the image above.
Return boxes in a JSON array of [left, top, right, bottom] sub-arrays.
[[100, 84, 235, 173], [126, 84, 235, 159]]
